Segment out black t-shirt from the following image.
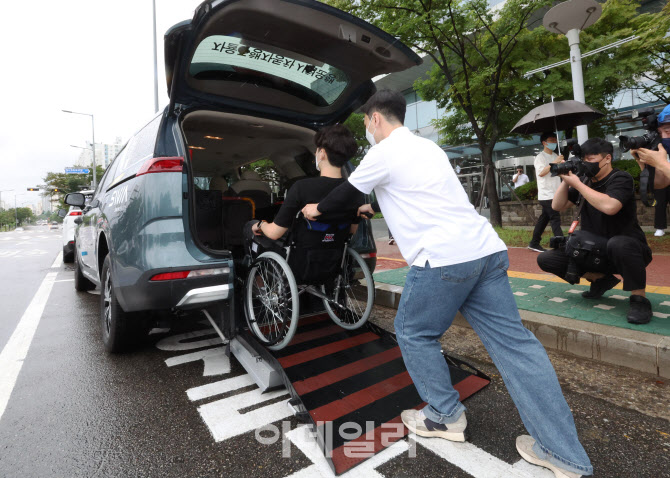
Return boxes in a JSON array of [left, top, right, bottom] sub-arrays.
[[567, 169, 646, 244], [273, 177, 365, 228]]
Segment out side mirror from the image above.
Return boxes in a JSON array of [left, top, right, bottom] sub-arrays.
[[65, 193, 85, 207], [57, 209, 67, 218], [74, 218, 83, 225]]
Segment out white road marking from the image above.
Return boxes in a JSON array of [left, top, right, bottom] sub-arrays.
[[198, 387, 291, 442], [513, 292, 528, 296], [653, 311, 670, 319], [659, 301, 670, 307], [54, 279, 74, 283], [0, 271, 58, 421], [548, 297, 568, 303], [165, 346, 230, 376], [609, 295, 628, 300], [414, 434, 553, 478], [155, 328, 223, 351], [50, 251, 63, 269], [565, 289, 583, 294], [187, 374, 256, 401], [529, 285, 545, 289], [285, 425, 409, 478], [593, 304, 615, 311]]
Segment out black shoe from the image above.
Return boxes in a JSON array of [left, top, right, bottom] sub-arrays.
[[627, 295, 652, 325], [527, 242, 545, 252], [581, 274, 621, 299]]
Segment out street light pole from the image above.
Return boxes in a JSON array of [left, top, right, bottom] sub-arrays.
[[62, 110, 97, 190], [152, 0, 159, 113]]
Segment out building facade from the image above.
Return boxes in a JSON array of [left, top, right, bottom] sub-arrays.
[[76, 137, 124, 168]]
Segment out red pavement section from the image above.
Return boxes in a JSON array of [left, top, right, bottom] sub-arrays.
[[375, 241, 670, 287]]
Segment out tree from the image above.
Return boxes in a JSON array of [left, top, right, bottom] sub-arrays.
[[41, 165, 105, 210], [325, 0, 552, 227], [629, 3, 670, 104], [343, 113, 369, 166]]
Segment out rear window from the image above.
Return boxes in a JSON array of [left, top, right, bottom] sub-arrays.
[[189, 35, 348, 107]]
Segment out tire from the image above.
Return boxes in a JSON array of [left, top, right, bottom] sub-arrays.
[[323, 248, 374, 330], [244, 251, 299, 351], [100, 255, 139, 353], [63, 245, 74, 263], [73, 246, 95, 292]]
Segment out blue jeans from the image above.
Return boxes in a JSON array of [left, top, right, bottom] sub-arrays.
[[395, 251, 593, 476]]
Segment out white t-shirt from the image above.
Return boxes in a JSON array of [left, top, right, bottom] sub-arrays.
[[348, 127, 507, 268], [513, 173, 529, 189], [534, 151, 561, 200]]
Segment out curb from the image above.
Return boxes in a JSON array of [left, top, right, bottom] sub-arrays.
[[373, 283, 670, 379]]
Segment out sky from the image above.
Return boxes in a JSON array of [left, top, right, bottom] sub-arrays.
[[0, 0, 203, 210]]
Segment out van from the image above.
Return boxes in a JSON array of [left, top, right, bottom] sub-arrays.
[[65, 0, 420, 352]]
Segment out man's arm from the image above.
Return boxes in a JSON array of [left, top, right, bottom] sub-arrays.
[[633, 146, 670, 189], [537, 155, 565, 178], [551, 180, 573, 212], [512, 173, 519, 183], [560, 173, 623, 215]]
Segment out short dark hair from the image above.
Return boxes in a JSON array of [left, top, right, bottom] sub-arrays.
[[314, 124, 358, 168], [361, 89, 406, 125], [580, 137, 613, 157], [540, 132, 557, 143]]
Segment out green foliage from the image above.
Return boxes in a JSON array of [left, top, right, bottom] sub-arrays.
[[0, 207, 33, 227], [41, 165, 105, 210], [613, 159, 641, 191], [343, 113, 369, 166], [514, 180, 538, 201], [630, 3, 670, 103]]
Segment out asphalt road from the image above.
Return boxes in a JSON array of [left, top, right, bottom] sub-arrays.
[[0, 226, 668, 477]]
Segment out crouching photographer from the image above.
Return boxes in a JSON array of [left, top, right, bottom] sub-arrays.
[[537, 138, 653, 324]]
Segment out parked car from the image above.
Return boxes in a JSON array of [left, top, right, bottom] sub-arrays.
[[49, 222, 59, 230], [64, 0, 420, 353], [61, 190, 94, 263], [15, 227, 24, 232]]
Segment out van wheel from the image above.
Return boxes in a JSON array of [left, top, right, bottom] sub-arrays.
[[100, 255, 139, 353], [63, 246, 74, 263], [74, 247, 95, 292]]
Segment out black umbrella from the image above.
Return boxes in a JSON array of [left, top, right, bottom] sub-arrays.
[[511, 100, 604, 135]]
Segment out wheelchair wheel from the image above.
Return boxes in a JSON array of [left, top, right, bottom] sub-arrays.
[[245, 251, 299, 351], [322, 248, 374, 330]]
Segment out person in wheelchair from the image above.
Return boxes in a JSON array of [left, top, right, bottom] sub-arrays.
[[246, 124, 363, 254], [242, 124, 373, 350]]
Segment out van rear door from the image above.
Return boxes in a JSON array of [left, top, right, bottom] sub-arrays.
[[165, 0, 421, 127]]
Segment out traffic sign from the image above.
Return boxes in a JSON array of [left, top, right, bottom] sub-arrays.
[[65, 168, 90, 174]]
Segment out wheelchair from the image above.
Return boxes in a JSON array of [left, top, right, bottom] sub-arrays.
[[243, 213, 375, 351]]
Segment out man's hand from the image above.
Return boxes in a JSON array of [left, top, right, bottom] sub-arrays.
[[553, 155, 565, 164], [634, 145, 668, 169], [252, 221, 263, 236], [357, 204, 375, 218], [559, 171, 581, 188], [301, 203, 321, 220]]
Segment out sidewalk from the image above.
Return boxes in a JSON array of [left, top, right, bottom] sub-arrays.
[[371, 240, 670, 378]]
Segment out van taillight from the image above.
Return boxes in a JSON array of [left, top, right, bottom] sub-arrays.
[[68, 211, 83, 216], [137, 157, 183, 176]]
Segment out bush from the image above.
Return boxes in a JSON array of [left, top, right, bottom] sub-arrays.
[[514, 180, 537, 200], [613, 159, 640, 192]]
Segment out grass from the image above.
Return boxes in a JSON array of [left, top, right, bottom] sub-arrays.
[[494, 227, 670, 254]]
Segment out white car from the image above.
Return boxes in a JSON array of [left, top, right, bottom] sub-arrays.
[[62, 190, 94, 263]]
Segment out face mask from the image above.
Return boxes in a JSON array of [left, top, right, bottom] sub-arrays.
[[661, 138, 670, 153], [366, 120, 377, 146], [582, 156, 608, 178], [315, 150, 322, 171], [545, 142, 557, 151]]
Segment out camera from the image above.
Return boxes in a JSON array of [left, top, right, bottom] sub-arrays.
[[618, 107, 658, 207], [549, 235, 567, 248], [549, 139, 584, 177], [618, 107, 661, 152]]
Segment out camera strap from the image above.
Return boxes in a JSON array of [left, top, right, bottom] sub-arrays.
[[568, 177, 591, 234]]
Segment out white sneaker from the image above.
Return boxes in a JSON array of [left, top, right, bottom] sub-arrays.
[[654, 229, 665, 237], [401, 409, 467, 442], [516, 435, 582, 478]]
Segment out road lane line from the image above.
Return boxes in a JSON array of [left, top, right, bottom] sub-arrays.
[[0, 271, 58, 421], [50, 251, 63, 269]]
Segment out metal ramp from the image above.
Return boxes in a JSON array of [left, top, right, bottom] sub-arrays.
[[217, 312, 490, 475]]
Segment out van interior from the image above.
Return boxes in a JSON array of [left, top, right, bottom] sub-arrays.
[[182, 110, 323, 256]]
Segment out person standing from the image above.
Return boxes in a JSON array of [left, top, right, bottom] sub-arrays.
[[528, 132, 564, 252], [302, 90, 593, 478], [513, 166, 530, 189]]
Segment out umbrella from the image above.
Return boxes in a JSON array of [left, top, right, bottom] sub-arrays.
[[511, 100, 604, 135]]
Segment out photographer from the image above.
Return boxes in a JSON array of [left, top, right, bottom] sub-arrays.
[[537, 138, 653, 325], [633, 105, 670, 236]]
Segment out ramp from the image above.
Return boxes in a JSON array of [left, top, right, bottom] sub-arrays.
[[262, 313, 490, 475]]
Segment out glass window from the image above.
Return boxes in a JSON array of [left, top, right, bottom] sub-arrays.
[[405, 104, 418, 130], [190, 35, 349, 107], [417, 100, 438, 128], [116, 115, 162, 180]]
